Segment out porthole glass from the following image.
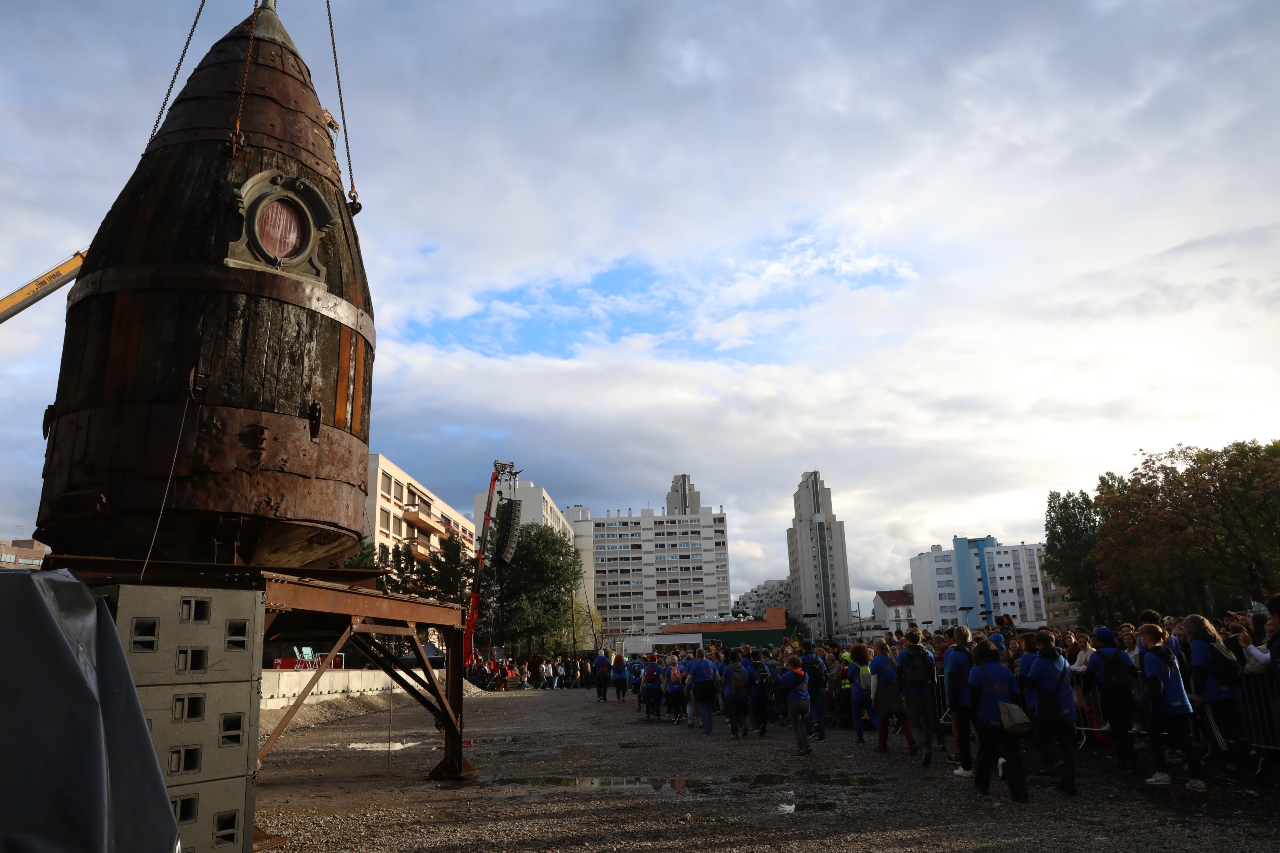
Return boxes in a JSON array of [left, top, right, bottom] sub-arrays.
[[257, 200, 305, 259]]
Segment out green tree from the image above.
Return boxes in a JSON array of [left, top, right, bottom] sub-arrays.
[[1043, 486, 1105, 625], [343, 535, 378, 570], [784, 613, 810, 640], [476, 523, 582, 656]]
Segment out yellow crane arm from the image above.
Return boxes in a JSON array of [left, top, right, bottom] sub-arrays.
[[0, 248, 90, 325]]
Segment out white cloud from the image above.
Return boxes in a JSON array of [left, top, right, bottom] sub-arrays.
[[1, 2, 1279, 620]]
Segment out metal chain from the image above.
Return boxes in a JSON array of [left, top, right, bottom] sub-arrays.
[[148, 0, 208, 145], [327, 0, 359, 203], [233, 1, 265, 156]]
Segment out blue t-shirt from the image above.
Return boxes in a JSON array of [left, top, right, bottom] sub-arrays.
[[1026, 653, 1074, 721], [1143, 649, 1192, 716], [968, 662, 1020, 728], [944, 647, 974, 708], [776, 668, 810, 703], [1085, 646, 1135, 689], [1190, 639, 1242, 702], [611, 661, 627, 681], [665, 665, 684, 693], [1017, 652, 1038, 710], [688, 658, 717, 683], [868, 653, 897, 694], [896, 647, 935, 695]]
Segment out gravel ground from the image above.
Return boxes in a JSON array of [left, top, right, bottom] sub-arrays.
[[255, 687, 1273, 852]]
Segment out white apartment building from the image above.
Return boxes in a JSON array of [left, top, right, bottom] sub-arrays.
[[473, 479, 573, 542], [569, 475, 731, 633], [908, 536, 1046, 629], [735, 579, 788, 619], [365, 454, 475, 565], [785, 471, 854, 643], [873, 588, 915, 635]]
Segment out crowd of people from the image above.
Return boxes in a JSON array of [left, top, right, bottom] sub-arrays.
[[576, 597, 1280, 802]]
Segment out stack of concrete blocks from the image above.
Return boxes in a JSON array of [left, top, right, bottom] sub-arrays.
[[99, 586, 263, 853]]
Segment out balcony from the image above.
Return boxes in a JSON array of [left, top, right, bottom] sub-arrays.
[[403, 536, 434, 561], [403, 504, 447, 537]]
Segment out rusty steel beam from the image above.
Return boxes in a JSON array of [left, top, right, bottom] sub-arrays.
[[411, 632, 460, 735], [256, 622, 353, 768], [356, 631, 458, 737], [347, 632, 450, 731], [430, 626, 475, 780], [262, 572, 463, 627], [350, 621, 417, 636]]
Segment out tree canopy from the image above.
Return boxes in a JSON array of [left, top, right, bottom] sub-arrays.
[[1045, 440, 1280, 623], [475, 522, 583, 656]]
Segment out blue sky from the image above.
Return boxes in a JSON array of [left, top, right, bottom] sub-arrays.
[[3, 1, 1280, 612]]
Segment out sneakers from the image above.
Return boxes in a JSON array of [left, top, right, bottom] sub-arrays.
[[1185, 779, 1208, 793], [855, 739, 866, 745], [953, 767, 974, 778], [947, 754, 961, 765], [793, 748, 812, 757], [997, 758, 1006, 780], [1144, 772, 1171, 786], [922, 752, 932, 768]]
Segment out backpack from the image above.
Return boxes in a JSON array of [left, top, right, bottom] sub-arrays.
[[629, 660, 643, 680], [1102, 649, 1134, 697], [755, 662, 773, 688], [903, 646, 935, 687], [807, 657, 827, 690], [728, 663, 748, 693], [1207, 641, 1243, 688]]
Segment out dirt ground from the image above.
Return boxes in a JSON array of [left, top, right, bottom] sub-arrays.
[[254, 686, 1273, 853]]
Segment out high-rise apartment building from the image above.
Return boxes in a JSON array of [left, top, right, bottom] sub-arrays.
[[785, 471, 853, 643], [569, 475, 731, 633], [365, 454, 475, 565], [734, 579, 789, 620], [908, 537, 1046, 629]]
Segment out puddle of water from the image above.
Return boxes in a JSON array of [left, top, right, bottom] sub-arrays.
[[347, 742, 422, 752], [487, 776, 708, 793]]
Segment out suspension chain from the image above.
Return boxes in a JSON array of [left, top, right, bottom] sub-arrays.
[[147, 0, 208, 146], [327, 0, 359, 206], [232, 1, 265, 156]]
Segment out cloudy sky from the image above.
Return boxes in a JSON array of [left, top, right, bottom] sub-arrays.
[[3, 1, 1279, 612]]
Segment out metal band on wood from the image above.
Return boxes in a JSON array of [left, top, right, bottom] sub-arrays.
[[70, 265, 375, 348]]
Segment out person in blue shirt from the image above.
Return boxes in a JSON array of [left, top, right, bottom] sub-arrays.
[[641, 655, 664, 721], [1026, 631, 1077, 795], [722, 649, 754, 738], [610, 654, 629, 703], [628, 654, 645, 711], [849, 643, 878, 744], [869, 640, 916, 754], [593, 651, 611, 703], [686, 648, 720, 734], [944, 626, 976, 776], [748, 650, 773, 737], [967, 639, 1028, 802], [1085, 626, 1140, 775], [895, 630, 936, 767], [800, 641, 828, 743], [662, 655, 685, 722], [1138, 624, 1205, 790], [1184, 614, 1265, 780], [775, 654, 812, 756], [713, 653, 728, 713]]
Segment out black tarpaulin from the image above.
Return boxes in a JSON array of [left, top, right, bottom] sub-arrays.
[[0, 569, 178, 853]]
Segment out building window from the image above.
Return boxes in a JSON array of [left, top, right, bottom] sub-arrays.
[[393, 481, 404, 502], [380, 472, 392, 495], [379, 509, 390, 531]]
